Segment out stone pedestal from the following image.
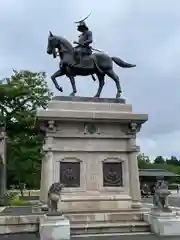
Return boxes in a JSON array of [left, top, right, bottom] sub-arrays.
[[36, 96, 148, 217], [144, 211, 180, 236], [40, 214, 70, 240]]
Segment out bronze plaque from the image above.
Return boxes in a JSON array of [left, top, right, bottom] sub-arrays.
[[60, 162, 80, 188], [103, 162, 123, 187]]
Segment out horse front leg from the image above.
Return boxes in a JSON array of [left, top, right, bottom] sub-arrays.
[[51, 69, 64, 92], [66, 66, 77, 96]]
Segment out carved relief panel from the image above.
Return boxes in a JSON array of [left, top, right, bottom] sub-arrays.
[[103, 162, 123, 187], [101, 157, 127, 191], [60, 161, 80, 188]]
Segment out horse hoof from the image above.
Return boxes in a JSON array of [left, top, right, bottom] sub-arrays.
[[94, 95, 100, 98], [69, 92, 75, 97], [59, 87, 63, 92], [116, 92, 121, 99]]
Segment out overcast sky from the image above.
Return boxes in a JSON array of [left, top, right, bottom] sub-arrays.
[[0, 0, 180, 159]]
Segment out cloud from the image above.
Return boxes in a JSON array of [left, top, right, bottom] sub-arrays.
[[0, 0, 180, 157], [137, 130, 180, 159]]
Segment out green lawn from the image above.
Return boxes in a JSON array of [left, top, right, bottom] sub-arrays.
[[8, 189, 40, 197]]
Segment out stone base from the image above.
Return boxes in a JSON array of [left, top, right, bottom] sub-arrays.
[[39, 214, 70, 240], [59, 193, 133, 212], [37, 97, 148, 236], [131, 201, 142, 209], [144, 211, 180, 236]]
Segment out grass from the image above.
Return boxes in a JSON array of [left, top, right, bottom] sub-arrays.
[[10, 198, 26, 206], [1, 190, 40, 207], [6, 190, 40, 206], [8, 189, 40, 197]]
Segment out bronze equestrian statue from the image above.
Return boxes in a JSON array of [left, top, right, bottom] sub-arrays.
[[46, 14, 136, 98]]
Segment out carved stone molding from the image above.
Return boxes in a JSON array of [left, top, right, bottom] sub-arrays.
[[39, 120, 57, 135], [120, 122, 142, 138], [84, 123, 99, 135], [102, 157, 124, 163], [48, 120, 57, 132], [61, 157, 82, 163]]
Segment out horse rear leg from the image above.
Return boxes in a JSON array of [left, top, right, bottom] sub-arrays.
[[105, 69, 122, 98], [51, 69, 64, 92], [68, 76, 77, 96], [94, 74, 105, 98]]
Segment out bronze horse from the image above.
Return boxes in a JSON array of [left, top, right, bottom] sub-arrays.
[[47, 31, 136, 98]]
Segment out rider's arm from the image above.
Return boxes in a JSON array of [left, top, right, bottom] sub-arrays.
[[83, 31, 93, 46]]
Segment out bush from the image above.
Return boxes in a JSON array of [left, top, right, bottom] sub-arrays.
[[0, 191, 18, 206]]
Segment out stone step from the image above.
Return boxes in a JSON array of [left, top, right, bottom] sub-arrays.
[[63, 208, 143, 214], [71, 221, 150, 236], [66, 211, 143, 223]]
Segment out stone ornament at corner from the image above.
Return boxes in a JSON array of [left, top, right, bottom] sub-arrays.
[[48, 120, 57, 132], [84, 123, 99, 135], [127, 122, 142, 137]]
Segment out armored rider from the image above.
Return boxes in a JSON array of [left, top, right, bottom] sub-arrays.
[[73, 14, 93, 68]]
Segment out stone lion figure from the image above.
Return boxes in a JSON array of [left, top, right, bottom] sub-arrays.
[[47, 182, 64, 213], [153, 181, 171, 212]]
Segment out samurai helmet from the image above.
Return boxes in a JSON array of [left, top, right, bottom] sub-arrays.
[[74, 13, 91, 31]]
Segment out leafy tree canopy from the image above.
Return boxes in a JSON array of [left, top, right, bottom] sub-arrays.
[[0, 70, 52, 188]]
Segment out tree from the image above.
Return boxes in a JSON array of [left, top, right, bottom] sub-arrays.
[[0, 70, 52, 194], [137, 153, 151, 169], [166, 156, 180, 166], [154, 156, 165, 164]]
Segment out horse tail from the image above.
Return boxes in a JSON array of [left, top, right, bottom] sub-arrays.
[[112, 57, 136, 68]]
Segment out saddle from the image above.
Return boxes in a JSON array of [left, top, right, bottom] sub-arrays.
[[74, 52, 94, 69], [80, 55, 94, 69]]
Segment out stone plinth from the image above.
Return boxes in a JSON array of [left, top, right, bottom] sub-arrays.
[[40, 214, 70, 240], [144, 211, 180, 236], [36, 96, 148, 216]]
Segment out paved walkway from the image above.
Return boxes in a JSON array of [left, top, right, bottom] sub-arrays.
[[1, 233, 180, 240], [142, 195, 180, 209], [170, 190, 180, 197]]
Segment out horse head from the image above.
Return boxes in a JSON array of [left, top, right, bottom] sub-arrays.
[[47, 31, 74, 58]]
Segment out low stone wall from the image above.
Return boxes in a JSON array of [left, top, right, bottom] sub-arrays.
[[0, 215, 40, 234], [0, 214, 150, 236]]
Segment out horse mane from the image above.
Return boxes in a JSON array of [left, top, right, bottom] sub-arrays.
[[54, 35, 74, 53]]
